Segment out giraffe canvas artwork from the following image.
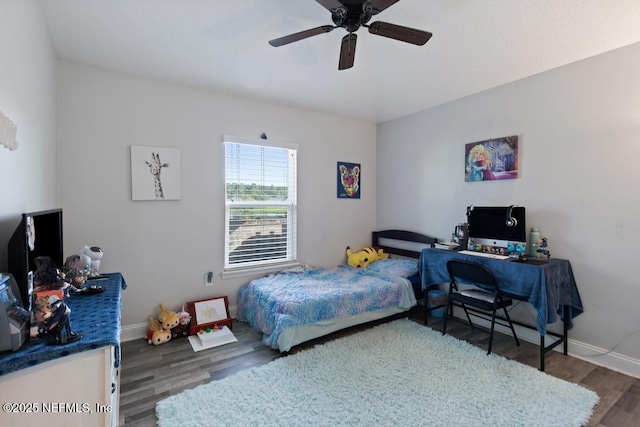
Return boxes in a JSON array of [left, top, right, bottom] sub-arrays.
[[131, 145, 181, 200]]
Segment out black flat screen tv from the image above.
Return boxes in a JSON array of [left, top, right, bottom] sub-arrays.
[[7, 209, 63, 307], [467, 206, 526, 252]]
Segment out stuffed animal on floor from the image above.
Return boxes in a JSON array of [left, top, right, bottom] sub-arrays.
[[147, 317, 171, 345], [178, 305, 192, 326], [157, 304, 180, 330], [346, 246, 388, 268]]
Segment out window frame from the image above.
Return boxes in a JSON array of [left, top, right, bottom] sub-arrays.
[[223, 135, 298, 275]]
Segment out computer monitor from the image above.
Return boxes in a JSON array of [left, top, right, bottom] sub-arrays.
[[7, 209, 63, 307], [467, 206, 526, 253]]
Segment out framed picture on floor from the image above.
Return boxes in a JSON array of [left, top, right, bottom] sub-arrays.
[[186, 296, 232, 335]]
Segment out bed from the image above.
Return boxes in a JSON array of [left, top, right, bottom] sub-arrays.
[[237, 230, 436, 352]]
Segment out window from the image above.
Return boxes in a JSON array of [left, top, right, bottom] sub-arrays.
[[224, 135, 297, 271]]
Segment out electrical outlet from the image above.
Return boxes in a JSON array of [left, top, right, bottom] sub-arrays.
[[205, 271, 213, 287]]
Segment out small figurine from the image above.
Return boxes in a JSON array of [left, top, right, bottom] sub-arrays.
[[33, 256, 68, 292], [537, 237, 551, 258], [63, 254, 92, 291], [32, 256, 82, 345], [178, 305, 191, 326], [81, 246, 103, 277]]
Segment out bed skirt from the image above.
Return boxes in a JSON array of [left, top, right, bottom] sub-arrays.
[[276, 305, 411, 352]]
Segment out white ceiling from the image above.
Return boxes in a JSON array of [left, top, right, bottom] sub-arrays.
[[38, 0, 640, 123]]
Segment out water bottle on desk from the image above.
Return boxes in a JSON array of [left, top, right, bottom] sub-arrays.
[[529, 227, 541, 257]]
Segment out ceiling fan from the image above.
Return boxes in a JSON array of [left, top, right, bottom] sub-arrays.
[[269, 0, 433, 70]]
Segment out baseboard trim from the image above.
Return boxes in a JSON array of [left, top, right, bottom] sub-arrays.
[[565, 337, 640, 379], [121, 306, 640, 378], [465, 315, 640, 379], [121, 322, 148, 342]]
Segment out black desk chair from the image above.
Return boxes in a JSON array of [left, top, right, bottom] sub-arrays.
[[442, 259, 520, 355]]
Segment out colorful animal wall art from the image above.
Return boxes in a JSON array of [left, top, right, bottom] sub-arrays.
[[337, 161, 361, 199]]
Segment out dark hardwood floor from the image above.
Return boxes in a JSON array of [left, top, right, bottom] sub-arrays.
[[119, 306, 640, 426]]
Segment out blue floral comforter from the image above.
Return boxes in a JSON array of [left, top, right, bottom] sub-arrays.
[[237, 264, 417, 350]]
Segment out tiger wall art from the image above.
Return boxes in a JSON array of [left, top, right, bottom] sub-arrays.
[[337, 161, 361, 199]]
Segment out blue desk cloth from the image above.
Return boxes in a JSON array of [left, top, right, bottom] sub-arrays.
[[417, 249, 584, 335], [0, 273, 125, 376]]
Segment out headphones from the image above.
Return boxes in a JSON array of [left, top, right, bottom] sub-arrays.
[[506, 205, 518, 227]]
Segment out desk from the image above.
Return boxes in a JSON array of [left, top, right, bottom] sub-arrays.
[[0, 273, 125, 427], [418, 249, 584, 370]]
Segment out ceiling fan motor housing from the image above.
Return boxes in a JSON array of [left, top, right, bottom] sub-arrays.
[[331, 2, 373, 33]]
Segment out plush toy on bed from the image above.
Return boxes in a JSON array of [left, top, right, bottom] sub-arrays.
[[346, 246, 388, 268]]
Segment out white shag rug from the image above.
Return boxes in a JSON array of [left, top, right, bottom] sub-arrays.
[[156, 319, 598, 427]]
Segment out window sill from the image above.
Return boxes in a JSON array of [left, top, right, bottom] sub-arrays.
[[221, 261, 300, 279]]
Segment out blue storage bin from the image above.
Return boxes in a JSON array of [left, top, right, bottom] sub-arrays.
[[427, 289, 448, 318]]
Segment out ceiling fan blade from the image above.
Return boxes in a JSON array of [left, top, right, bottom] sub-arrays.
[[368, 21, 432, 45], [368, 0, 400, 14], [269, 25, 335, 47], [316, 0, 346, 12], [338, 33, 357, 70]]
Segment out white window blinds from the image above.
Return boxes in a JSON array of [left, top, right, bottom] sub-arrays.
[[224, 135, 298, 270]]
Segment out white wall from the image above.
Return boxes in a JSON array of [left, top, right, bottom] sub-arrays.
[[56, 61, 377, 328], [377, 42, 640, 366], [6, 0, 637, 373], [0, 0, 57, 271]]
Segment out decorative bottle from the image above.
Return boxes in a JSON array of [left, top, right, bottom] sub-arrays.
[[529, 227, 541, 257]]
